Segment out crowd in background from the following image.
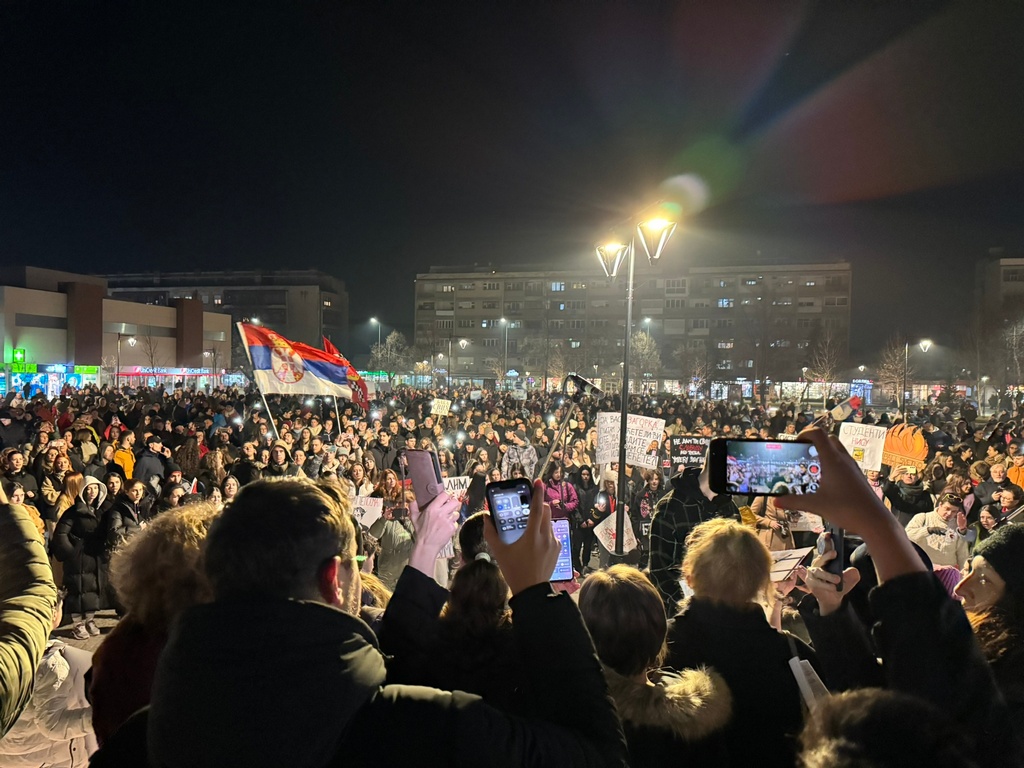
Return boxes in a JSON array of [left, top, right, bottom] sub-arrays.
[[1, 382, 1023, 767]]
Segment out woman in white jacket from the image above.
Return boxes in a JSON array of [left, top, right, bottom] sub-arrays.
[[0, 595, 97, 767]]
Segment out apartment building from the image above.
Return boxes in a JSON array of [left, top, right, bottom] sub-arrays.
[[99, 269, 349, 349], [414, 260, 852, 389]]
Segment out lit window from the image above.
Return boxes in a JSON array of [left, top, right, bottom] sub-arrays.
[[551, 282, 566, 292], [323, 300, 332, 307], [717, 298, 734, 308]]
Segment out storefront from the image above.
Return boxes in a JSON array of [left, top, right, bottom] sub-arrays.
[[3, 363, 101, 398], [119, 366, 223, 390]]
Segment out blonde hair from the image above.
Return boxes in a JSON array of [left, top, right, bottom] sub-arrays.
[[682, 518, 772, 607], [55, 472, 85, 519], [109, 501, 220, 631]]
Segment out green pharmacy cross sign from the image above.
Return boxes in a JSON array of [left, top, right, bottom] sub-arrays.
[[12, 348, 26, 363]]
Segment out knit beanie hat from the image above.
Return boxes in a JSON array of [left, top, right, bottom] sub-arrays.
[[932, 565, 962, 599], [973, 524, 1024, 596]]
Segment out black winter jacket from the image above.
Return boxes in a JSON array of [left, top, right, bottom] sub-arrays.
[[883, 479, 933, 527], [146, 586, 628, 768], [51, 481, 110, 615]]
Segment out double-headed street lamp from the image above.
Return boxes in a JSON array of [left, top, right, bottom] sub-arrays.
[[116, 332, 137, 387], [903, 338, 932, 417], [595, 206, 678, 556]]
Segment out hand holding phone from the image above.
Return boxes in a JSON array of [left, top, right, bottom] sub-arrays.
[[816, 528, 845, 589], [483, 479, 560, 595], [408, 492, 461, 576], [404, 448, 444, 508]]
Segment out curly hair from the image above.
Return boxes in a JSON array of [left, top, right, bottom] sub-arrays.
[[108, 501, 220, 631]]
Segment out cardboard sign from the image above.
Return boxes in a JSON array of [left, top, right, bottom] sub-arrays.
[[838, 422, 887, 472], [882, 424, 928, 471], [596, 412, 666, 469], [511, 386, 527, 401], [787, 510, 825, 533], [669, 436, 711, 468], [469, 389, 483, 401], [776, 433, 798, 441], [431, 398, 452, 416], [351, 496, 384, 529], [769, 547, 814, 582]]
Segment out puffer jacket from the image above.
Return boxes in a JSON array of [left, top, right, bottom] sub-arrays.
[[0, 504, 58, 737], [0, 640, 96, 766], [51, 477, 109, 615]]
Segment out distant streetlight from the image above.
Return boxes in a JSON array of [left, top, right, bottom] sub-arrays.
[[117, 332, 137, 387], [500, 317, 510, 391], [858, 365, 866, 373], [370, 317, 383, 350], [903, 339, 933, 416], [643, 317, 652, 336]]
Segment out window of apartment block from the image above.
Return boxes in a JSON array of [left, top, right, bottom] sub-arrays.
[[483, 282, 499, 290], [505, 282, 524, 291], [691, 319, 709, 329], [458, 301, 475, 309], [569, 320, 585, 329], [824, 296, 849, 307], [569, 340, 582, 349], [825, 275, 847, 287], [665, 278, 687, 294], [459, 282, 476, 290], [441, 284, 456, 293], [716, 360, 732, 370], [550, 281, 566, 292], [504, 301, 523, 311], [436, 320, 453, 329], [717, 298, 735, 308], [571, 281, 587, 289], [484, 338, 498, 347], [457, 319, 475, 328], [665, 298, 684, 309], [717, 340, 734, 349], [692, 299, 711, 308]]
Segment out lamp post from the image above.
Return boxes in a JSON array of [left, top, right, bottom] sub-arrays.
[[981, 375, 990, 416], [500, 317, 509, 391], [903, 339, 932, 417], [456, 338, 468, 387], [116, 332, 137, 388], [595, 207, 677, 556], [643, 317, 652, 336], [370, 317, 382, 349]]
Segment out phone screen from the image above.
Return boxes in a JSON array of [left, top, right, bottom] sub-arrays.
[[550, 519, 573, 582], [486, 479, 533, 545], [712, 439, 822, 495]]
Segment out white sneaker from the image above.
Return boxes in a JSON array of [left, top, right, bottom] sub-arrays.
[[85, 619, 100, 636], [71, 623, 90, 640]]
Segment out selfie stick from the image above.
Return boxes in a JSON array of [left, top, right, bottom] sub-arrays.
[[533, 375, 603, 482]]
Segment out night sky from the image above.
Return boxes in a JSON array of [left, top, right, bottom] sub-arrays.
[[3, 1, 1024, 364]]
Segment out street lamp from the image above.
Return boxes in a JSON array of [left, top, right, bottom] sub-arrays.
[[980, 375, 990, 416], [370, 317, 382, 350], [116, 332, 137, 388], [858, 365, 866, 373], [500, 317, 509, 391], [596, 207, 677, 556], [903, 338, 932, 417], [643, 317, 652, 336]]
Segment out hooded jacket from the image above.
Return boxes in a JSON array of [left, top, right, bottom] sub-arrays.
[[603, 666, 732, 768], [263, 440, 303, 478], [51, 476, 110, 616], [883, 478, 934, 527], [146, 589, 628, 768]]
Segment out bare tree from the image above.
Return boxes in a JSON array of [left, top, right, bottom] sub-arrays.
[[877, 334, 909, 408], [412, 359, 432, 387], [140, 329, 163, 369], [101, 355, 118, 387], [673, 342, 710, 398], [484, 356, 506, 384], [370, 330, 412, 386], [628, 331, 662, 390], [805, 329, 842, 408]]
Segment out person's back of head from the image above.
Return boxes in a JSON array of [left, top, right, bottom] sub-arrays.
[[578, 565, 665, 676], [682, 518, 771, 608], [800, 688, 976, 768], [443, 512, 509, 638], [203, 478, 359, 609]]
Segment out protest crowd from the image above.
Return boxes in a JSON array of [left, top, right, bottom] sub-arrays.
[[0, 379, 1023, 767]]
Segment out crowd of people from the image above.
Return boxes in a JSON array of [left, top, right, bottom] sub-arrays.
[[0, 381, 1022, 767]]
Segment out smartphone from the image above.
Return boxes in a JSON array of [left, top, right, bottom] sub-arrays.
[[486, 478, 533, 546], [403, 448, 444, 508], [708, 438, 822, 496], [551, 519, 573, 582], [816, 525, 845, 590]]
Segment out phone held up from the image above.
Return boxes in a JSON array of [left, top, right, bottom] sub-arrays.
[[708, 438, 822, 497], [816, 524, 846, 590], [486, 479, 574, 582]]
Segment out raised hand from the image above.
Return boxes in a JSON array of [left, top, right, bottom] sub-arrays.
[[484, 479, 560, 595]]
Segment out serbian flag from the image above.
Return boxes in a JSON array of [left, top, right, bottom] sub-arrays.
[[237, 323, 360, 400], [829, 396, 863, 422], [323, 336, 369, 408]]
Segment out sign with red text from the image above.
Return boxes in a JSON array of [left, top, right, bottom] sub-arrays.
[[596, 412, 666, 469]]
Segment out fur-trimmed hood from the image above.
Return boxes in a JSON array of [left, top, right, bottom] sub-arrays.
[[604, 665, 732, 742]]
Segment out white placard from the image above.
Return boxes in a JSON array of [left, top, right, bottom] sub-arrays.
[[443, 476, 471, 499], [596, 412, 666, 469], [594, 512, 638, 554], [776, 433, 798, 441], [469, 389, 483, 401], [351, 496, 384, 529], [770, 547, 814, 582], [431, 398, 452, 416], [838, 422, 887, 472]]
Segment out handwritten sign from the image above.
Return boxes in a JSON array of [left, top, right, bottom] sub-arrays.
[[431, 398, 452, 416], [594, 512, 638, 554], [443, 475, 471, 498], [838, 422, 887, 472], [669, 436, 711, 469], [351, 496, 384, 529], [596, 413, 666, 469]]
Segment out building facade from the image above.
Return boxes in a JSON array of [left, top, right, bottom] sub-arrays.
[[99, 269, 350, 350], [414, 260, 852, 393], [0, 268, 232, 396]]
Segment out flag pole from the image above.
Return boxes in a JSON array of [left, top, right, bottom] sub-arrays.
[[236, 322, 281, 441]]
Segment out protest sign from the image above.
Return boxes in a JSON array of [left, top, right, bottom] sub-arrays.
[[787, 510, 825, 533], [594, 512, 638, 554], [596, 412, 666, 469], [669, 436, 711, 469], [776, 433, 798, 441], [352, 496, 384, 529], [882, 423, 928, 471], [511, 386, 527, 401], [469, 389, 483, 401], [431, 398, 451, 416], [769, 547, 814, 582], [443, 475, 471, 499], [838, 422, 887, 472]]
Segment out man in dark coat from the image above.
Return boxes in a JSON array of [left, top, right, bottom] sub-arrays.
[[137, 479, 627, 768], [133, 435, 167, 484], [649, 466, 740, 612], [262, 441, 303, 478]]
